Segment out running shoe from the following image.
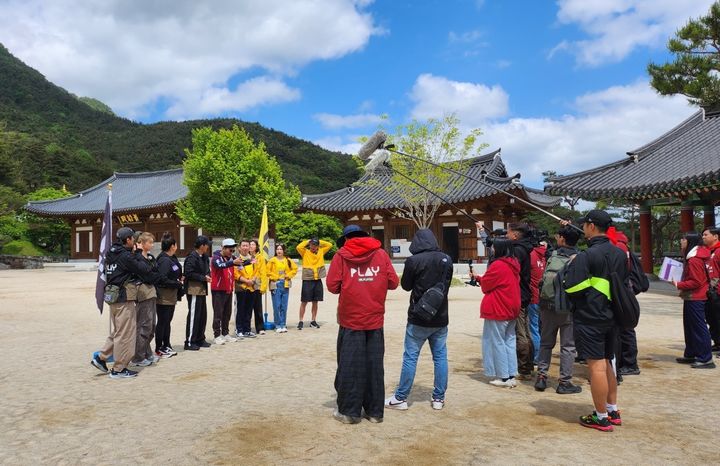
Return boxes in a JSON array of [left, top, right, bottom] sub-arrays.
[[579, 413, 613, 432], [556, 382, 582, 394], [534, 374, 547, 392], [384, 395, 408, 410], [91, 353, 108, 373], [333, 410, 361, 424], [310, 321, 320, 328], [608, 410, 622, 426], [297, 321, 304, 330], [213, 336, 226, 346], [242, 332, 257, 338], [431, 398, 445, 410], [162, 347, 177, 357], [109, 368, 138, 379], [690, 360, 716, 369]]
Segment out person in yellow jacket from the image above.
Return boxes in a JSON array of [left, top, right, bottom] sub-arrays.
[[234, 240, 257, 338], [249, 239, 268, 334], [267, 243, 298, 333], [297, 237, 332, 330]]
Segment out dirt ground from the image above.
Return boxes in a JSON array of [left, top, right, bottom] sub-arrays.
[[0, 268, 718, 465]]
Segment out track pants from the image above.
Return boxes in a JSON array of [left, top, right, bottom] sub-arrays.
[[335, 326, 385, 419], [212, 291, 233, 338], [252, 290, 265, 332], [186, 294, 208, 346], [235, 290, 254, 334], [155, 304, 175, 351]]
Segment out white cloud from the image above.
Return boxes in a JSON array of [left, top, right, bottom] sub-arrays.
[[448, 29, 484, 44], [313, 112, 384, 129], [314, 135, 362, 155], [0, 0, 379, 119], [409, 74, 510, 123], [554, 0, 715, 66], [481, 80, 696, 187]]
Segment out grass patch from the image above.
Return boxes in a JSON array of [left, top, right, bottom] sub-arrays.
[[1, 240, 48, 256]]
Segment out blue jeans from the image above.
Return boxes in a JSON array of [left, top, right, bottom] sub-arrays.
[[271, 281, 289, 328], [482, 319, 518, 378], [394, 324, 448, 401], [527, 303, 541, 363]]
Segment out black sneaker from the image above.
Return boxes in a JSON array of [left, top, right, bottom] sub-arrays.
[[616, 373, 623, 385], [310, 320, 320, 328], [184, 343, 200, 351], [676, 356, 695, 364], [534, 374, 547, 392], [198, 340, 211, 348], [91, 354, 108, 374], [109, 368, 138, 379], [618, 366, 641, 376], [608, 410, 622, 426], [579, 412, 613, 432], [690, 360, 716, 369], [297, 321, 304, 330], [556, 381, 582, 394]]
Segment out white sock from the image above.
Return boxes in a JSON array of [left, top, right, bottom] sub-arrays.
[[606, 404, 618, 412], [595, 411, 608, 420]]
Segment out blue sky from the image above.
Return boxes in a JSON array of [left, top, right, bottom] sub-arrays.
[[0, 0, 715, 188]]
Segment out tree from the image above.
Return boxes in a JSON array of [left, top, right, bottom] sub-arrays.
[[22, 187, 72, 254], [365, 114, 487, 229], [648, 1, 720, 108], [275, 212, 343, 258], [542, 170, 581, 211], [177, 125, 301, 238]]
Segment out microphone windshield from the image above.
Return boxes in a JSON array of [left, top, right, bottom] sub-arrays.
[[363, 150, 390, 173], [357, 131, 387, 160]]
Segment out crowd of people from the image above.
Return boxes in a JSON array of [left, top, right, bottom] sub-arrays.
[[89, 214, 720, 433]]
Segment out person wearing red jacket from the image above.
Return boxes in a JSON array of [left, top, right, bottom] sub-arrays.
[[476, 238, 521, 388], [673, 231, 715, 369], [528, 242, 547, 364], [701, 226, 720, 352], [327, 225, 399, 424], [210, 239, 244, 345]]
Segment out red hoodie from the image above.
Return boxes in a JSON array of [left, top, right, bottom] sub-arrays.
[[529, 245, 547, 304], [709, 242, 720, 284], [677, 245, 711, 301], [326, 237, 400, 330], [479, 256, 521, 321]]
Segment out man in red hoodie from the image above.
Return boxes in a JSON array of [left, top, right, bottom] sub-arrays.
[[327, 225, 399, 424], [702, 226, 720, 352]]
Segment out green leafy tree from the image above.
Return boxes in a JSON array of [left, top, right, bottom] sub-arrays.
[[22, 187, 71, 254], [648, 1, 720, 108], [275, 212, 343, 257], [363, 114, 487, 228], [177, 125, 301, 238]]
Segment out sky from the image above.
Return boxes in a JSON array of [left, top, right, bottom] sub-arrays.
[[0, 0, 715, 190]]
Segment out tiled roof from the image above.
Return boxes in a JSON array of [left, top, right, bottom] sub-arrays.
[[546, 110, 720, 200], [26, 169, 186, 216], [301, 150, 561, 212]]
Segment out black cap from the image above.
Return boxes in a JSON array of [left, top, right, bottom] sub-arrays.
[[337, 224, 369, 247], [576, 210, 612, 228], [194, 235, 210, 248], [116, 227, 134, 241], [307, 238, 320, 247]]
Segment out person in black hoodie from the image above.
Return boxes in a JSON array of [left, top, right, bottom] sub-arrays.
[[183, 235, 212, 350], [155, 233, 183, 358], [507, 222, 535, 377], [90, 227, 156, 379], [385, 229, 453, 411]]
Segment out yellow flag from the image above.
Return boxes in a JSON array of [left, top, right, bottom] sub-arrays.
[[259, 203, 270, 260]]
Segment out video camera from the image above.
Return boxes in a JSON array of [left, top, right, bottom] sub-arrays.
[[465, 259, 480, 287]]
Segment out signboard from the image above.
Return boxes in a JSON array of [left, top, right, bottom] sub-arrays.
[[390, 238, 412, 258], [117, 213, 141, 224]]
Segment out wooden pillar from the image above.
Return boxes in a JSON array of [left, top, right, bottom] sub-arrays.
[[680, 201, 695, 233], [639, 203, 653, 274], [703, 204, 716, 229]]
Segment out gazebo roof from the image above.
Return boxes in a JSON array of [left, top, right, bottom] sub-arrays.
[[301, 150, 561, 213], [26, 169, 186, 216], [545, 110, 720, 201]]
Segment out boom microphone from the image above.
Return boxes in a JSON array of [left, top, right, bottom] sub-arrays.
[[363, 150, 390, 173], [357, 131, 387, 160]]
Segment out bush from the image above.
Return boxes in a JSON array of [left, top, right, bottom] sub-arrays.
[[276, 212, 343, 257], [1, 239, 47, 256]]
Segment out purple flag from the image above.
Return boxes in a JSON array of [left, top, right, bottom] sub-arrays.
[[95, 189, 112, 313]]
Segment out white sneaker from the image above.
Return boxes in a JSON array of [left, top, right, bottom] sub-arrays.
[[130, 358, 152, 367], [259, 330, 266, 335], [431, 398, 445, 410], [223, 334, 238, 342], [384, 395, 408, 410], [489, 378, 516, 388], [214, 336, 226, 345], [276, 328, 283, 333]]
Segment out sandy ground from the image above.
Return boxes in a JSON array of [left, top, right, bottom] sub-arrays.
[[0, 268, 718, 465]]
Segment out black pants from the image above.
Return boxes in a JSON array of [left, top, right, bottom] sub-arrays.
[[705, 301, 720, 347], [335, 326, 385, 419], [235, 290, 254, 334], [186, 294, 207, 345], [617, 328, 638, 370], [252, 290, 265, 332], [212, 291, 233, 337], [155, 304, 175, 350]]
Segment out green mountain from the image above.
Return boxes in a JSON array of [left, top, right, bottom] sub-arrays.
[[0, 43, 358, 195]]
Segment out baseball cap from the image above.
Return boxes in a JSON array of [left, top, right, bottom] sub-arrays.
[[337, 224, 369, 247], [576, 209, 612, 228], [116, 227, 134, 241], [222, 238, 237, 248], [307, 238, 320, 247]]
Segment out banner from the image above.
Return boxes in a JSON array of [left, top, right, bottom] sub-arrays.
[[95, 188, 112, 313], [259, 203, 270, 260]]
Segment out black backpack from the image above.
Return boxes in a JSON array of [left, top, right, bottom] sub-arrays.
[[410, 256, 451, 322], [606, 254, 641, 329], [628, 251, 649, 295]]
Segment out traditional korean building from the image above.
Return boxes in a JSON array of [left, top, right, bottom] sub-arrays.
[[546, 109, 720, 272], [25, 169, 202, 259], [300, 150, 560, 262]]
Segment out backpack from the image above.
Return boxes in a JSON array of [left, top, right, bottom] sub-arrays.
[[606, 254, 641, 329], [410, 255, 451, 322], [628, 251, 649, 295], [550, 265, 574, 314], [539, 250, 575, 311]]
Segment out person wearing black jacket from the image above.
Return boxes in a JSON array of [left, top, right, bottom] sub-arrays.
[[508, 223, 535, 377], [155, 233, 183, 358], [564, 210, 628, 432], [91, 227, 155, 379], [385, 229, 452, 411], [183, 236, 211, 350]]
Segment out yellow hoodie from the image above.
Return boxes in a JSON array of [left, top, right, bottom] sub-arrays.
[[267, 256, 298, 289], [297, 239, 332, 280], [234, 254, 257, 292]]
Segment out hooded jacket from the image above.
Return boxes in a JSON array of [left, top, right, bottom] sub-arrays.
[[297, 239, 332, 280], [104, 241, 156, 303], [512, 237, 535, 308], [326, 236, 399, 330], [677, 245, 710, 301], [479, 256, 521, 321], [267, 256, 298, 289], [401, 229, 453, 328], [529, 244, 547, 305], [184, 249, 210, 296], [564, 235, 628, 326], [211, 249, 237, 293], [708, 242, 720, 285]]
